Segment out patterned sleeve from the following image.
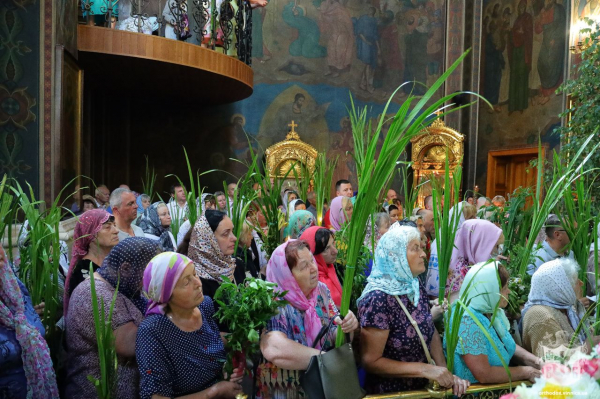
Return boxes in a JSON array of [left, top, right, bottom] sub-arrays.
[[455, 313, 487, 356], [358, 291, 391, 330], [136, 320, 176, 399], [266, 305, 291, 336]]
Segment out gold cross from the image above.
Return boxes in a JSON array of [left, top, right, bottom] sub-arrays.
[[288, 120, 298, 134]]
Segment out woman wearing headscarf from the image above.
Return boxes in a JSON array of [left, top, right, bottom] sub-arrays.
[[136, 252, 243, 399], [364, 212, 391, 252], [300, 226, 342, 307], [64, 209, 119, 317], [138, 202, 177, 251], [279, 188, 298, 216], [329, 195, 353, 232], [522, 258, 597, 359], [136, 194, 151, 216], [358, 225, 469, 396], [65, 237, 159, 399], [447, 261, 541, 384], [288, 210, 316, 239], [0, 246, 59, 398], [259, 240, 359, 398], [187, 210, 245, 329], [447, 219, 504, 301]]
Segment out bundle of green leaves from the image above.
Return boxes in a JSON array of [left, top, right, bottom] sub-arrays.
[[213, 277, 288, 375]]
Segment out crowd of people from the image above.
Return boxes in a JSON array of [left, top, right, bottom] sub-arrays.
[[2, 178, 598, 399]]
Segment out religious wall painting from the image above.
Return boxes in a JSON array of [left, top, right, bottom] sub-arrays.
[[251, 0, 447, 104], [256, 85, 330, 152], [476, 0, 568, 193]]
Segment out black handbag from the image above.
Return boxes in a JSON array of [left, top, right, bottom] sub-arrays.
[[299, 318, 365, 399]]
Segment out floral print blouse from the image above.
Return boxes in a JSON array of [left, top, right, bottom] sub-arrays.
[[358, 285, 435, 394], [257, 282, 338, 399]]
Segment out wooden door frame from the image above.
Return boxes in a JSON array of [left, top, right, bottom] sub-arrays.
[[486, 146, 547, 198]]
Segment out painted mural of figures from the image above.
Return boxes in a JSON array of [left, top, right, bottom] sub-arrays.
[[498, 7, 511, 105], [403, 6, 430, 95], [508, 0, 533, 114], [578, 0, 600, 19], [354, 7, 380, 93], [252, 5, 272, 61], [427, 8, 444, 86], [319, 0, 354, 77], [378, 10, 403, 89], [483, 4, 505, 113], [534, 0, 566, 105], [282, 1, 327, 58]]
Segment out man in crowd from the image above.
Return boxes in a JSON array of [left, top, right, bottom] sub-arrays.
[[306, 191, 317, 219], [167, 184, 188, 225], [94, 185, 110, 209], [227, 182, 237, 215], [110, 188, 144, 241], [528, 214, 575, 275], [424, 195, 433, 211]]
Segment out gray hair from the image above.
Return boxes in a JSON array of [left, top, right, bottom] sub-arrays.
[[95, 184, 108, 196], [556, 258, 580, 291], [109, 188, 134, 209], [410, 215, 422, 222], [374, 212, 391, 229], [140, 194, 151, 202], [544, 214, 563, 237]]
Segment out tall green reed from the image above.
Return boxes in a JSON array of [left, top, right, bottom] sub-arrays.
[[141, 155, 157, 201], [312, 153, 338, 226], [337, 49, 480, 347], [513, 134, 600, 278], [225, 175, 257, 254], [87, 265, 118, 399], [291, 159, 313, 203], [398, 161, 420, 217], [431, 155, 463, 304], [556, 161, 597, 293]]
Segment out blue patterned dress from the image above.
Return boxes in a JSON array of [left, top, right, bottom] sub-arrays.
[[358, 285, 434, 394]]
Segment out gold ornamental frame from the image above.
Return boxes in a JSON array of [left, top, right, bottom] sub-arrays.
[[410, 118, 464, 208], [265, 121, 318, 179]]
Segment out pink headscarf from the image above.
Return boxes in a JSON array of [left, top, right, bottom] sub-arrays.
[[266, 240, 324, 348], [64, 209, 111, 316], [329, 196, 348, 232], [448, 219, 502, 293], [143, 252, 192, 315]]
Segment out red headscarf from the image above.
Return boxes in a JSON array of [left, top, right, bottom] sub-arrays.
[[64, 209, 111, 316], [300, 226, 342, 307]]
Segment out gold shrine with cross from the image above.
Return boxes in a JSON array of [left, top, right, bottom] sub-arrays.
[[265, 120, 318, 179], [410, 116, 464, 208]]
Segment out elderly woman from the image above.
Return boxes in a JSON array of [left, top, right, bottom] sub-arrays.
[[447, 261, 541, 384], [64, 209, 119, 316], [136, 194, 151, 216], [0, 246, 59, 398], [288, 209, 316, 239], [300, 226, 342, 307], [136, 252, 243, 399], [522, 258, 598, 359], [447, 219, 504, 302], [358, 225, 469, 396], [329, 195, 353, 232], [138, 202, 177, 251], [65, 237, 159, 398], [259, 240, 359, 398], [364, 212, 391, 252]]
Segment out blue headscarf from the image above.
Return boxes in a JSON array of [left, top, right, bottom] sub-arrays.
[[97, 237, 159, 313], [137, 202, 175, 252], [357, 225, 422, 306], [136, 195, 145, 215]]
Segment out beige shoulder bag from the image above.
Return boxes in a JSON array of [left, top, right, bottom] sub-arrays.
[[394, 295, 436, 366]]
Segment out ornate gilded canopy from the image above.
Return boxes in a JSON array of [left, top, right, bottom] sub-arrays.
[[410, 117, 464, 207], [265, 121, 318, 179]]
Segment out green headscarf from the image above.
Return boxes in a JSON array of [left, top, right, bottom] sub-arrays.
[[459, 261, 510, 339], [287, 210, 316, 239]]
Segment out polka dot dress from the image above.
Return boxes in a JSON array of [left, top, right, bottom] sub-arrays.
[[136, 296, 226, 399]]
